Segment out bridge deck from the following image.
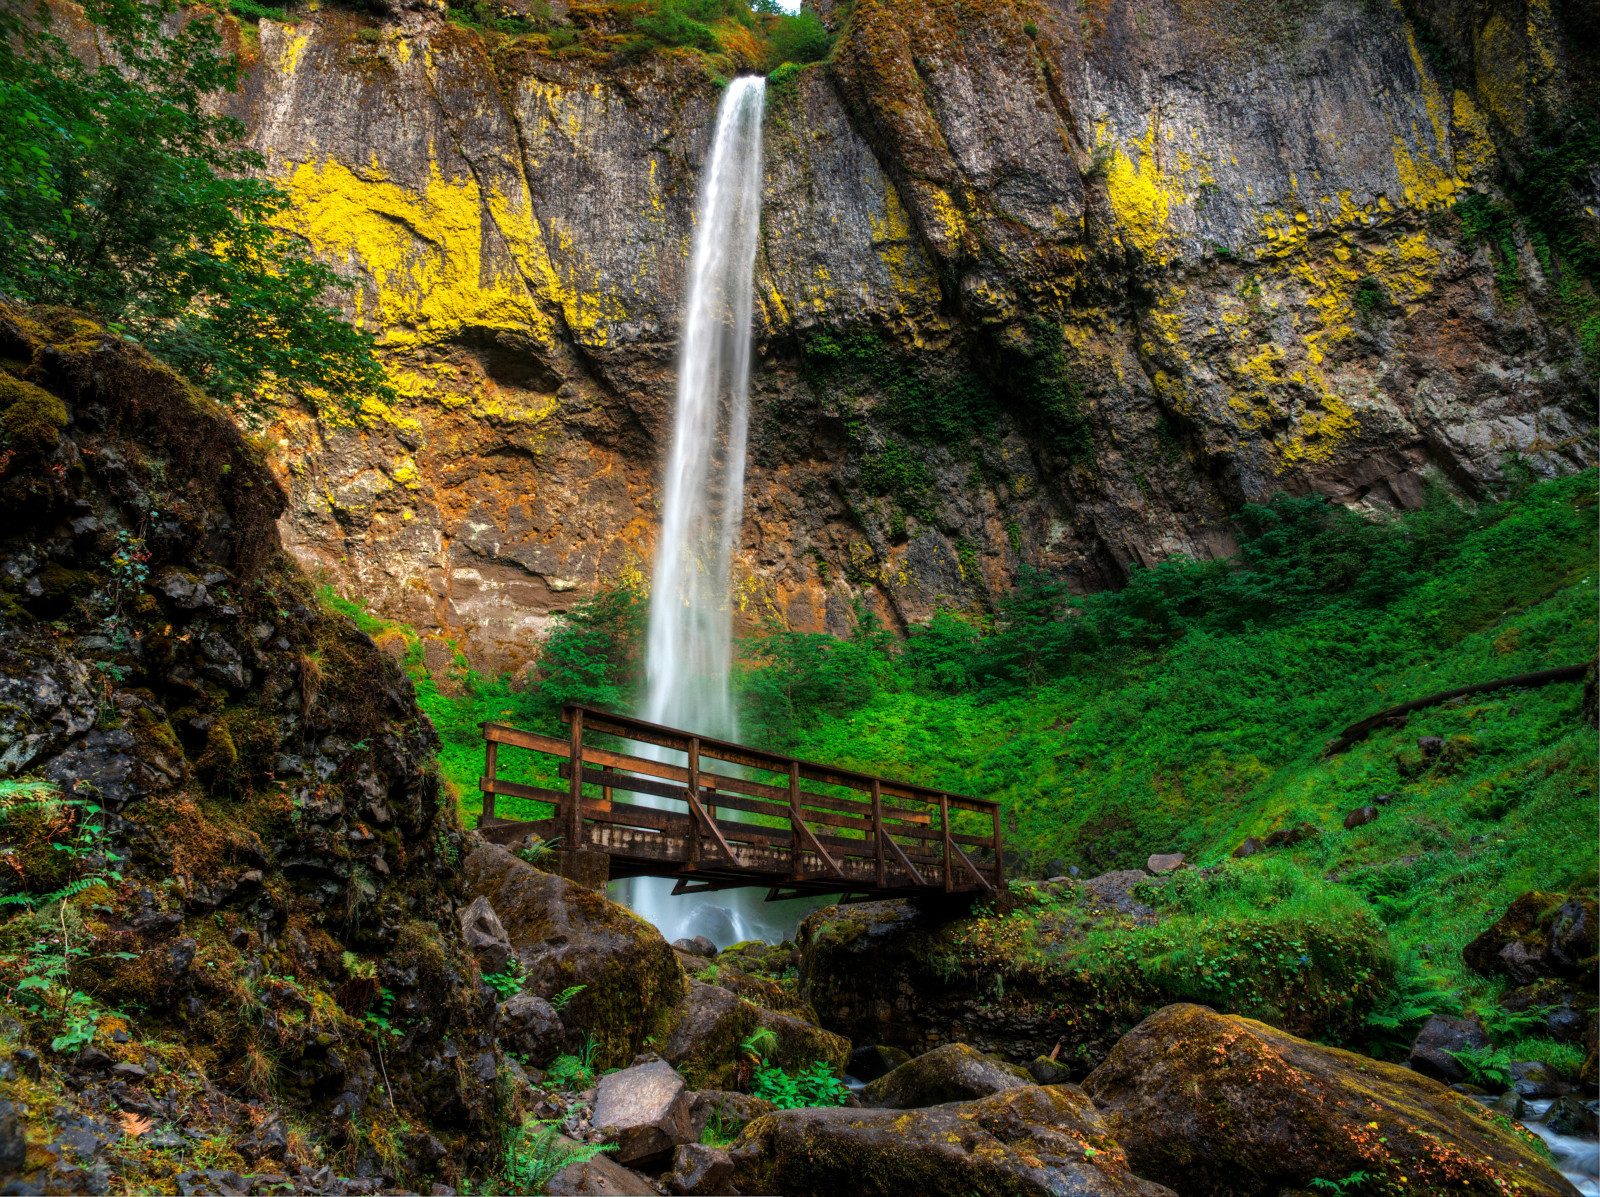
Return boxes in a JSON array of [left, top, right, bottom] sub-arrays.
[[474, 704, 1004, 900]]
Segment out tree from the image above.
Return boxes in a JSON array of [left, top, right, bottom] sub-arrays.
[[0, 0, 392, 424]]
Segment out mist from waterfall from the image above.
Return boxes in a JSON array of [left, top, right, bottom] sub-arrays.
[[611, 76, 816, 947]]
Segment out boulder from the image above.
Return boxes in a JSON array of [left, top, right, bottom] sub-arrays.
[[1343, 806, 1379, 830], [463, 843, 684, 1068], [848, 1044, 911, 1083], [672, 936, 717, 959], [665, 1143, 734, 1195], [545, 1144, 658, 1195], [1544, 1095, 1598, 1137], [728, 1084, 1176, 1196], [859, 1042, 1031, 1108], [1146, 853, 1185, 874], [1084, 1004, 1576, 1197], [658, 980, 849, 1090], [1027, 1055, 1072, 1084], [458, 895, 514, 976], [1409, 1013, 1491, 1085], [590, 1060, 693, 1164], [1464, 892, 1598, 987], [1509, 1060, 1571, 1098], [497, 993, 563, 1065], [1498, 979, 1596, 1043], [1262, 823, 1320, 847], [687, 1090, 776, 1141], [1231, 837, 1262, 858]]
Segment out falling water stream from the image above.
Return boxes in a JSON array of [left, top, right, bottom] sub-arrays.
[[609, 76, 819, 947]]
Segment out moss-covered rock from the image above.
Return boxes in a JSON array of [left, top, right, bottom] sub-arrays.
[[0, 374, 67, 455], [655, 978, 849, 1090], [1463, 891, 1598, 987], [1083, 1003, 1576, 1197], [728, 1084, 1177, 1197], [461, 841, 684, 1070], [859, 1042, 1031, 1109]]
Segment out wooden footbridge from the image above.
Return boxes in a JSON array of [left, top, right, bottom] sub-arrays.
[[474, 705, 1004, 900]]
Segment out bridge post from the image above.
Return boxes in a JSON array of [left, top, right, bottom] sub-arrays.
[[566, 707, 584, 848], [686, 736, 700, 869], [871, 779, 885, 888], [788, 761, 802, 877], [482, 739, 497, 823], [939, 792, 952, 894], [991, 805, 1005, 890]]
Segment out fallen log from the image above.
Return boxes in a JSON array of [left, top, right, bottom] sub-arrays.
[[1324, 662, 1593, 756]]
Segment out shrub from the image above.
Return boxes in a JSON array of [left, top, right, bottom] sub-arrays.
[[767, 10, 832, 65], [750, 1059, 849, 1108]]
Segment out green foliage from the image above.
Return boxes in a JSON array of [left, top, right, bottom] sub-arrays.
[[633, 0, 722, 51], [228, 0, 293, 21], [1454, 195, 1522, 298], [484, 959, 529, 998], [546, 1033, 600, 1090], [1352, 276, 1385, 323], [699, 1111, 739, 1147], [750, 1059, 849, 1108], [1504, 1036, 1586, 1076], [1309, 1174, 1373, 1196], [1477, 1002, 1555, 1044], [1450, 1045, 1515, 1090], [747, 471, 1599, 1026], [1363, 956, 1461, 1058], [0, 0, 393, 425], [551, 984, 586, 1011], [767, 9, 832, 64], [739, 603, 896, 744], [534, 580, 649, 719], [1012, 314, 1092, 459], [500, 1120, 615, 1193]]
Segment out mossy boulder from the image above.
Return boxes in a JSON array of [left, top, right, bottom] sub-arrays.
[[1463, 891, 1598, 987], [859, 1042, 1031, 1109], [0, 374, 67, 455], [728, 1084, 1177, 1197], [656, 979, 849, 1090], [461, 841, 684, 1070], [1083, 1004, 1577, 1197]]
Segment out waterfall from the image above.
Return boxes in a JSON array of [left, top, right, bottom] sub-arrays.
[[611, 76, 812, 948]]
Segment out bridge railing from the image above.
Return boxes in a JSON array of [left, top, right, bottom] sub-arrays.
[[476, 703, 1003, 895]]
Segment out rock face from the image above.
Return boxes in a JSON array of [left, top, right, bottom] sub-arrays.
[[1084, 1004, 1577, 1197], [858, 1042, 1031, 1108], [497, 992, 565, 1065], [197, 0, 1594, 673], [728, 1084, 1178, 1197], [1464, 892, 1599, 986], [1409, 1013, 1491, 1084], [462, 842, 684, 1067], [590, 1060, 694, 1163], [0, 305, 497, 1187]]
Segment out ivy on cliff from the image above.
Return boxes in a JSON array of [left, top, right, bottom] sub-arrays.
[[0, 0, 393, 424]]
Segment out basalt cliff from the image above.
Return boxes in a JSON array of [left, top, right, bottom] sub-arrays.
[[225, 0, 1595, 669]]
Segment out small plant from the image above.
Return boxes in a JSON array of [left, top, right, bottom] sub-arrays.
[[550, 983, 586, 1011], [750, 1059, 849, 1109], [1364, 965, 1460, 1058], [1478, 1003, 1555, 1043], [694, 962, 722, 983], [546, 1033, 599, 1090], [699, 1111, 739, 1148], [483, 959, 529, 999], [501, 1119, 615, 1192], [1352, 276, 1386, 324], [1309, 1173, 1372, 1195], [1450, 1045, 1514, 1091]]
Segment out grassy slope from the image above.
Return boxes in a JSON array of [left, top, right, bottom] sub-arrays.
[[773, 472, 1598, 1002]]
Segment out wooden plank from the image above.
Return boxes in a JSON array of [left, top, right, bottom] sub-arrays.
[[479, 777, 569, 806], [950, 840, 994, 893], [789, 759, 843, 879], [882, 827, 927, 887]]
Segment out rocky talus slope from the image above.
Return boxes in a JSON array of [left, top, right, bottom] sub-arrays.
[[213, 0, 1596, 671]]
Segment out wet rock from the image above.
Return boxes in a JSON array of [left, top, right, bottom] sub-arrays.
[[1409, 1014, 1491, 1086], [859, 1042, 1030, 1109], [463, 844, 683, 1068], [1085, 1004, 1572, 1197], [671, 936, 717, 959], [657, 979, 848, 1090], [847, 1044, 911, 1083], [1510, 1061, 1572, 1098], [497, 993, 563, 1065], [1464, 893, 1598, 987], [1343, 806, 1380, 830], [1544, 1095, 1598, 1137], [457, 895, 514, 976], [1145, 853, 1184, 874], [665, 1142, 734, 1195], [1498, 980, 1595, 1043], [1489, 1090, 1526, 1118], [589, 1059, 692, 1164], [730, 1084, 1175, 1197]]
